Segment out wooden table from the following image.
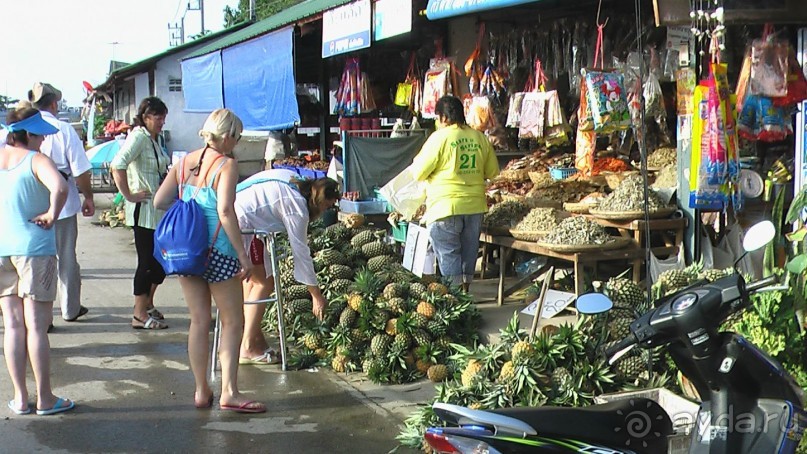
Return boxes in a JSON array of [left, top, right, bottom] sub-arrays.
[[479, 232, 678, 305]]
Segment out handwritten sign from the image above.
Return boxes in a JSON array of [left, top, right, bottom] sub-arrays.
[[520, 289, 576, 319]]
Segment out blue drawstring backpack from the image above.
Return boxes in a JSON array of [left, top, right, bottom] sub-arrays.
[[153, 155, 222, 275]]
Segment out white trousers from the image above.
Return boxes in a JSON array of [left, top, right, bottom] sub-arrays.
[[54, 216, 82, 319]]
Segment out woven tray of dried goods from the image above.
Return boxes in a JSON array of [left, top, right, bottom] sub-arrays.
[[588, 206, 677, 220], [536, 236, 633, 253], [483, 226, 512, 236], [509, 230, 549, 241], [563, 201, 598, 214]]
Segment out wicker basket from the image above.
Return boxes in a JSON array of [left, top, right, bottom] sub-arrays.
[[509, 229, 548, 241], [563, 201, 598, 214]]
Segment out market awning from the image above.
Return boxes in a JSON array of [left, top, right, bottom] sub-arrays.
[[181, 52, 224, 113], [221, 27, 299, 130], [425, 0, 542, 20]]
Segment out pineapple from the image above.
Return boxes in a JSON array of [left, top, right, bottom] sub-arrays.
[[409, 282, 428, 300], [392, 333, 412, 351], [468, 402, 483, 410], [498, 361, 516, 382], [410, 312, 429, 329], [416, 301, 436, 319], [461, 360, 485, 387], [353, 268, 383, 300], [385, 318, 398, 336], [427, 282, 449, 296], [609, 317, 633, 342], [427, 364, 449, 382], [285, 284, 311, 301], [362, 356, 382, 374], [415, 358, 433, 374], [324, 223, 350, 241], [329, 278, 353, 296], [605, 278, 646, 308], [314, 248, 347, 269], [700, 268, 726, 282], [332, 354, 349, 373], [434, 335, 451, 349], [339, 307, 358, 328], [314, 348, 328, 359], [328, 264, 354, 280], [428, 320, 448, 337], [614, 355, 646, 380], [551, 367, 573, 394], [347, 292, 365, 311], [302, 332, 323, 350], [511, 341, 535, 364], [288, 299, 313, 316], [658, 269, 691, 292], [350, 229, 379, 248], [361, 241, 390, 259], [368, 255, 397, 273], [382, 283, 406, 300], [386, 297, 407, 315], [412, 329, 431, 347], [370, 334, 392, 357]]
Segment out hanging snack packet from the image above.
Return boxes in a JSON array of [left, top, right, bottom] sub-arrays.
[[422, 59, 451, 119], [676, 68, 697, 116], [749, 38, 788, 98], [575, 128, 596, 176], [518, 92, 547, 139], [578, 76, 594, 131], [772, 50, 807, 107], [584, 69, 631, 133], [465, 95, 496, 132]]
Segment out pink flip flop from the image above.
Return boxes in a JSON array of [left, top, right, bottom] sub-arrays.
[[220, 400, 266, 414]]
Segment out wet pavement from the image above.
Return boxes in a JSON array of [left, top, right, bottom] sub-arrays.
[[0, 195, 415, 454]]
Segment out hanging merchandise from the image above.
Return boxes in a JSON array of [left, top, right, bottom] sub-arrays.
[[583, 19, 630, 133], [359, 72, 376, 113], [394, 53, 416, 107], [710, 62, 740, 191], [464, 95, 497, 132], [518, 92, 547, 140], [689, 82, 726, 210], [734, 48, 752, 114], [575, 128, 596, 176], [334, 58, 361, 117], [544, 90, 571, 146], [422, 59, 451, 119], [749, 29, 789, 98], [578, 76, 595, 132], [644, 72, 665, 120], [738, 95, 793, 142], [465, 23, 486, 95], [506, 92, 526, 128], [772, 50, 807, 107], [676, 68, 697, 116]]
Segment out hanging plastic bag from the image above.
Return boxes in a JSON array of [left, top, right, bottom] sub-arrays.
[[699, 227, 714, 270], [395, 82, 413, 107], [649, 247, 686, 285], [518, 92, 547, 139], [578, 75, 595, 131], [676, 68, 697, 116], [379, 166, 427, 221], [575, 128, 596, 176], [422, 59, 451, 119], [584, 70, 631, 133], [772, 50, 807, 107], [734, 48, 752, 114], [544, 90, 571, 146], [644, 72, 666, 119], [465, 95, 496, 132], [359, 72, 376, 112], [689, 82, 726, 210], [750, 37, 789, 98], [335, 58, 361, 117], [506, 92, 526, 128]]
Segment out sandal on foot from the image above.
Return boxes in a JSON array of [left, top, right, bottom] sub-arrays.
[[8, 400, 30, 415], [132, 315, 168, 330], [36, 397, 75, 416], [64, 306, 89, 322], [238, 349, 280, 365], [220, 400, 266, 414], [146, 307, 165, 320], [195, 393, 214, 409]]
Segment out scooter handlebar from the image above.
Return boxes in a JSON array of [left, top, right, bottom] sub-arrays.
[[604, 335, 637, 358], [745, 275, 779, 293]]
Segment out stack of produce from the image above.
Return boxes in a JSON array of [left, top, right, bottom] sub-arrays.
[[528, 180, 602, 205], [541, 216, 613, 245], [510, 208, 565, 232], [646, 147, 677, 169], [482, 200, 531, 230], [265, 221, 481, 385], [396, 312, 681, 452], [591, 157, 630, 175], [596, 174, 666, 212]]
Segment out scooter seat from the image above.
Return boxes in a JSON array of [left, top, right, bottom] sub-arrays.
[[492, 397, 673, 453]]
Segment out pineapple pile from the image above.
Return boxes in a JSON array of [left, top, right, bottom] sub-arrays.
[[652, 262, 733, 301], [265, 220, 481, 385]]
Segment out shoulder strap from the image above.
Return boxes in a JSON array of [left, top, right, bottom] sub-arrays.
[[206, 157, 228, 188], [178, 157, 188, 199], [189, 154, 224, 200]]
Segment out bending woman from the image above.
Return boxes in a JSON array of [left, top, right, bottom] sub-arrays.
[[154, 109, 264, 413], [235, 170, 339, 364], [0, 108, 74, 415]]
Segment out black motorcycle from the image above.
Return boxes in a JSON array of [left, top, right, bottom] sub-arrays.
[[425, 221, 807, 453]]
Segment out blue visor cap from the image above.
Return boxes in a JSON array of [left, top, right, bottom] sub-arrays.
[[3, 112, 59, 135]]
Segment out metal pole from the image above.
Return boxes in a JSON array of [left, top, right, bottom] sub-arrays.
[[249, 0, 256, 21], [200, 0, 205, 35]]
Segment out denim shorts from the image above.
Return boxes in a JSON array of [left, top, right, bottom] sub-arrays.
[[428, 213, 483, 284]]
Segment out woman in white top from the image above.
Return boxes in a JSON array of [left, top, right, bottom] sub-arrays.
[[234, 170, 339, 364]]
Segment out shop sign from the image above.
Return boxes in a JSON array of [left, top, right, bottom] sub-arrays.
[[425, 0, 540, 20], [322, 0, 371, 58], [373, 0, 412, 41]]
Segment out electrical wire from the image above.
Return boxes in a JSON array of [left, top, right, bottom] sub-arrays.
[[173, 0, 185, 22], [634, 0, 653, 298]]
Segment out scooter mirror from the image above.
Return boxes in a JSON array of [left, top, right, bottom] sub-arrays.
[[576, 293, 613, 314], [742, 220, 776, 252]]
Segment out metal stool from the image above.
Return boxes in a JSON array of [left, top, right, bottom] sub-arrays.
[[210, 229, 289, 381]]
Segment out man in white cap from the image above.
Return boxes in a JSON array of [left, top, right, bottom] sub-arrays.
[[29, 82, 94, 322]]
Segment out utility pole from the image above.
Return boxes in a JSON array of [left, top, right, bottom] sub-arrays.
[[167, 18, 185, 47], [250, 0, 256, 21], [187, 0, 205, 36]]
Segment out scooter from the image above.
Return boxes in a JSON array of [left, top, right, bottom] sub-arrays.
[[425, 220, 807, 453]]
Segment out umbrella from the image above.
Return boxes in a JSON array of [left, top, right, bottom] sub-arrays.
[[86, 138, 123, 172]]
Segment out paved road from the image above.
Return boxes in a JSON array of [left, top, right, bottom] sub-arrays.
[[0, 197, 414, 453]]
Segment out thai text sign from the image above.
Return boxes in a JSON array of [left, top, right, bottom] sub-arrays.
[[323, 0, 371, 58]]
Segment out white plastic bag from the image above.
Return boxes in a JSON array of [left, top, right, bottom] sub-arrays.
[[379, 166, 427, 220], [649, 247, 686, 285], [327, 156, 343, 183]]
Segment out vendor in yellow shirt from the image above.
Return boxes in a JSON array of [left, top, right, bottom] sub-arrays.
[[410, 96, 499, 292]]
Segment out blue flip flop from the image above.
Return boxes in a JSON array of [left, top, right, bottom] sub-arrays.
[[36, 397, 75, 416], [8, 400, 30, 415]]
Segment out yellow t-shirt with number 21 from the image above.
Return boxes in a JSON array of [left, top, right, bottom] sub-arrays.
[[410, 124, 500, 224]]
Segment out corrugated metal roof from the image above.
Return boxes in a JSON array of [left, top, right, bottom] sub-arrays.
[[183, 0, 353, 60], [97, 22, 252, 90]]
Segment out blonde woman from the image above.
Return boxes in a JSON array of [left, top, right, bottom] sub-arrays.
[[154, 109, 264, 413]]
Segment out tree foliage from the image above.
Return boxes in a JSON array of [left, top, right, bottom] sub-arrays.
[[223, 0, 306, 27]]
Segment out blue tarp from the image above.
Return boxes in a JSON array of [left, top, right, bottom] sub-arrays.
[[222, 27, 299, 130], [425, 0, 540, 20], [181, 52, 224, 113]]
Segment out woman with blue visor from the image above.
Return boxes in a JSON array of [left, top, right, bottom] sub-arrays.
[[0, 108, 75, 415]]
